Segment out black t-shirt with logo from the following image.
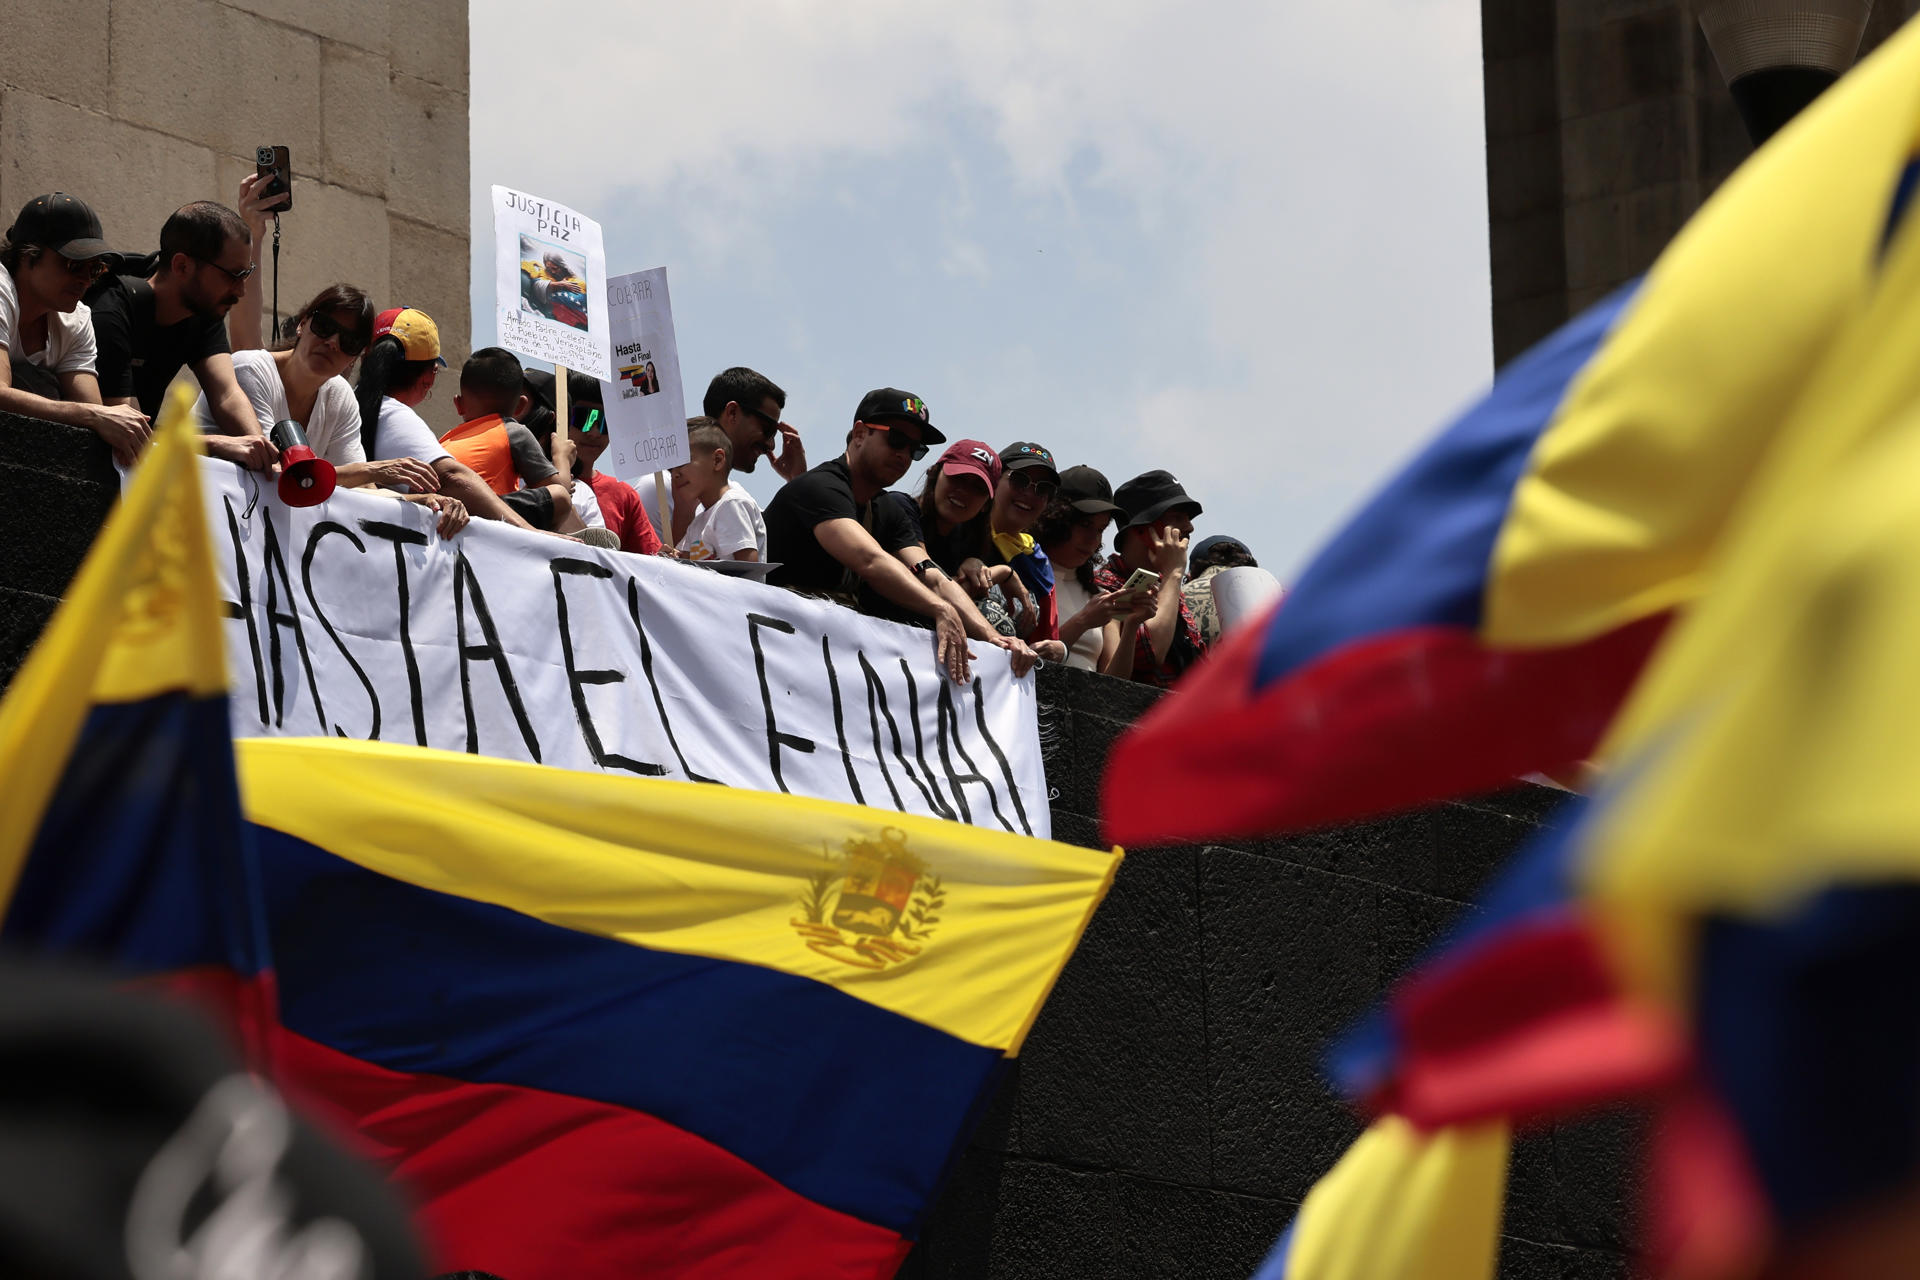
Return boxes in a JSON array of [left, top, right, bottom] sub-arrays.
[[764, 456, 918, 596], [85, 275, 231, 417]]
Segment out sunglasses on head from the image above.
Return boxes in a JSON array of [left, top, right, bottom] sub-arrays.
[[570, 405, 605, 434], [879, 425, 929, 461], [1006, 469, 1058, 498], [306, 310, 368, 356]]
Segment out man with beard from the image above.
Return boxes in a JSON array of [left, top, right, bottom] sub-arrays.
[[87, 201, 274, 470], [764, 387, 973, 683]]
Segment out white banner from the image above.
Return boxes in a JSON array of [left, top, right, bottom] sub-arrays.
[[601, 267, 688, 481], [492, 185, 612, 380], [199, 460, 1050, 837]]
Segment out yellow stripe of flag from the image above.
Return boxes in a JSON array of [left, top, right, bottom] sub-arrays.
[[237, 736, 1121, 1053], [1584, 138, 1920, 928]]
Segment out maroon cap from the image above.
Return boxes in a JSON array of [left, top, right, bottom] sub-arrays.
[[935, 439, 1002, 495]]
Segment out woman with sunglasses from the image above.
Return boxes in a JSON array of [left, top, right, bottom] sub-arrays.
[[197, 284, 467, 535], [0, 193, 152, 466], [957, 441, 1063, 653]]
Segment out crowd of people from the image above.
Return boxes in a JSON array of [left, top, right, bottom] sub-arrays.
[[0, 185, 1280, 688]]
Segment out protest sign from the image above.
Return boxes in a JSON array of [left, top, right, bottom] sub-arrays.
[[601, 268, 688, 481], [492, 185, 611, 380], [196, 460, 1050, 837]]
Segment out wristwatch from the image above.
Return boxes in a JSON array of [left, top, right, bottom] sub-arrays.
[[911, 559, 939, 580]]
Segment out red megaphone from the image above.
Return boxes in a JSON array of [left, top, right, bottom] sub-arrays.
[[270, 418, 336, 507]]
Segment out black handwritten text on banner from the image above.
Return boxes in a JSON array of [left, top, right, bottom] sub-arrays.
[[199, 461, 1049, 836]]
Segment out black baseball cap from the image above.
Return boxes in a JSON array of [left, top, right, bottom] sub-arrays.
[[854, 387, 945, 444], [7, 192, 118, 261], [1114, 469, 1203, 529], [1058, 464, 1123, 516], [999, 441, 1059, 481]]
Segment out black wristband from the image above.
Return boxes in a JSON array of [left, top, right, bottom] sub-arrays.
[[911, 558, 939, 580]]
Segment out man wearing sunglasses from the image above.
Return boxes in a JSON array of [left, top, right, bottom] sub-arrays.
[[765, 388, 975, 684], [87, 200, 273, 471], [702, 366, 807, 480]]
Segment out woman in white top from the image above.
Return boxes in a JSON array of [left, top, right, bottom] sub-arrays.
[[0, 193, 150, 465], [198, 284, 466, 535], [1034, 465, 1154, 674]]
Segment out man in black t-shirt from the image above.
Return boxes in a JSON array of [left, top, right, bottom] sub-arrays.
[[87, 201, 273, 470], [764, 387, 974, 682]]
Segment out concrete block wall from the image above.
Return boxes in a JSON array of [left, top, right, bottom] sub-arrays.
[[1483, 0, 1919, 368], [0, 0, 471, 428]]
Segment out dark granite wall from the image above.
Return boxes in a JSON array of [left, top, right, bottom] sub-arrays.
[[0, 409, 1637, 1276]]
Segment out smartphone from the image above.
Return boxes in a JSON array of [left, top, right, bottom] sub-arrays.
[[1121, 568, 1161, 596], [256, 145, 292, 212]]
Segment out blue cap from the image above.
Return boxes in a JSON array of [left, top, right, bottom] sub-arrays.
[[1188, 534, 1249, 572]]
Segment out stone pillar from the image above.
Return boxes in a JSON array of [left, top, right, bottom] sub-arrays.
[[1482, 0, 1919, 369], [0, 0, 470, 426]]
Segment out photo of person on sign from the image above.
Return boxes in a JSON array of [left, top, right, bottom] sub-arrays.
[[518, 235, 589, 331]]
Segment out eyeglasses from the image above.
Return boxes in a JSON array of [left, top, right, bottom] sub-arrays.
[[1005, 469, 1058, 498], [306, 310, 368, 356], [47, 252, 111, 282], [189, 253, 257, 284], [570, 405, 605, 434], [881, 426, 929, 461]]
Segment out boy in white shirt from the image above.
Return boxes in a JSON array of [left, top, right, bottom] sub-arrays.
[[646, 418, 766, 562]]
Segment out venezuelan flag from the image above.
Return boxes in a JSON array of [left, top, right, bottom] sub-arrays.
[[1354, 196, 1920, 1270], [235, 738, 1119, 1279], [1104, 17, 1920, 846], [0, 383, 272, 1039], [1251, 1116, 1509, 1280]]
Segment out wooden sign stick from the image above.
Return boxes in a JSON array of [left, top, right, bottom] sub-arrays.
[[654, 467, 673, 552]]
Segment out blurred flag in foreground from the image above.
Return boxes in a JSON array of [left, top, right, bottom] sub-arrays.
[[0, 382, 271, 1038], [1104, 16, 1920, 847], [1251, 1117, 1509, 1280], [1318, 189, 1920, 1276], [236, 737, 1120, 1280], [1579, 317, 1920, 1272]]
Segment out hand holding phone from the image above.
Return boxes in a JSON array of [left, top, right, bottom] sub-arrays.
[[255, 145, 292, 212], [1121, 567, 1161, 601]]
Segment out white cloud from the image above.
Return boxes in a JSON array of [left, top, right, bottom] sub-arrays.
[[471, 0, 1492, 570]]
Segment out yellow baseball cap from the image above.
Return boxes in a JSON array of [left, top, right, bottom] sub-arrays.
[[373, 306, 446, 366]]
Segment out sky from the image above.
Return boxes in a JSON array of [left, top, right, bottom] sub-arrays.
[[469, 0, 1491, 577]]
